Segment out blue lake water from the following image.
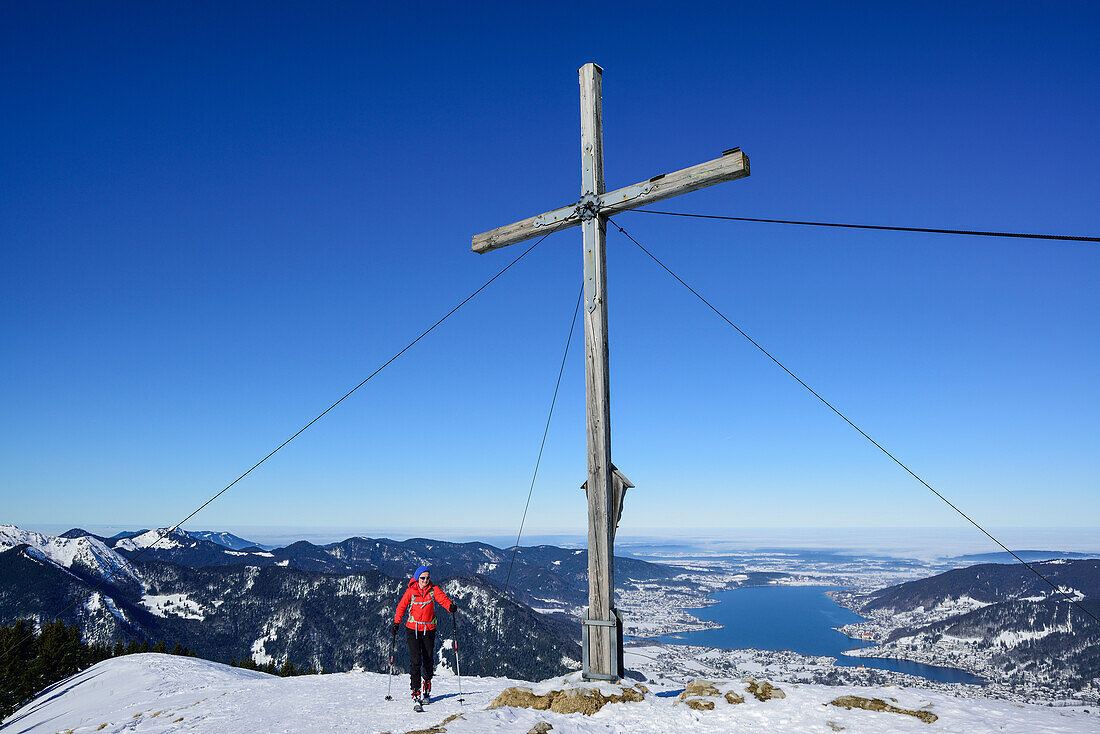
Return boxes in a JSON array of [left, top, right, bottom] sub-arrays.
[[648, 585, 984, 685]]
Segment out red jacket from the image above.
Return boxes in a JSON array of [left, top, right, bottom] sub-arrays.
[[394, 578, 453, 633]]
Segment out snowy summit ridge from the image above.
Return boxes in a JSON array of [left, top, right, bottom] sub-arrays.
[[113, 527, 193, 552], [5, 653, 1096, 733], [0, 523, 138, 585]]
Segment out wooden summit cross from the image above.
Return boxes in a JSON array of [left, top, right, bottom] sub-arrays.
[[472, 63, 750, 681]]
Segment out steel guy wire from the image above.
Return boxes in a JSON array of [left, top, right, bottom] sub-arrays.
[[0, 231, 554, 666], [503, 282, 584, 594], [631, 209, 1100, 243], [607, 216, 1100, 628]]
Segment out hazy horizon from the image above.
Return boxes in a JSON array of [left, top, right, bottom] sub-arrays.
[[14, 521, 1100, 561]]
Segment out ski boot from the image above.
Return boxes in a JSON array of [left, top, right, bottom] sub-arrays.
[[422, 680, 431, 705], [412, 689, 423, 713]]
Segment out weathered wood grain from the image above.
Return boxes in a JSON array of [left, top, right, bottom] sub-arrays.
[[600, 149, 749, 215], [580, 62, 617, 679], [470, 204, 581, 254], [471, 149, 749, 253]]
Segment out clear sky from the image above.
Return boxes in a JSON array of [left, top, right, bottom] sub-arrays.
[[2, 2, 1098, 543]]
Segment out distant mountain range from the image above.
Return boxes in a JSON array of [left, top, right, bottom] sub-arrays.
[[0, 523, 677, 680], [58, 527, 275, 551], [945, 550, 1097, 565], [56, 526, 675, 609]]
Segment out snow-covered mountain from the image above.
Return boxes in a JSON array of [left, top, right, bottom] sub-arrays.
[[840, 560, 1100, 700], [874, 598, 1100, 693], [101, 528, 677, 609], [0, 524, 581, 680], [108, 527, 273, 553], [108, 527, 280, 568], [113, 527, 195, 552], [861, 560, 1100, 612], [129, 560, 580, 678], [188, 530, 273, 551], [5, 653, 1097, 733], [0, 523, 138, 586]]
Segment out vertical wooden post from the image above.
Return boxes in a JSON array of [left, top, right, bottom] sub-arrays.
[[579, 62, 617, 680], [471, 62, 749, 682]]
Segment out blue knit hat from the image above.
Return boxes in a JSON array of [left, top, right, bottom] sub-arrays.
[[414, 565, 431, 582]]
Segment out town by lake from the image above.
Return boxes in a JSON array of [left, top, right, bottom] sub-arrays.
[[650, 584, 984, 684]]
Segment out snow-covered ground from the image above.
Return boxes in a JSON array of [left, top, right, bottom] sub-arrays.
[[5, 654, 1098, 733], [140, 593, 206, 621]]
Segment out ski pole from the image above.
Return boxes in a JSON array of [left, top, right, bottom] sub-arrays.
[[451, 609, 464, 704], [384, 630, 396, 701]]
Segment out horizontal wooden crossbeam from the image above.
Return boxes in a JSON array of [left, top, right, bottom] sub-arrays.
[[471, 149, 750, 254]]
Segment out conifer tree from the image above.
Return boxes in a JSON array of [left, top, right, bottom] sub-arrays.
[[0, 620, 37, 721]]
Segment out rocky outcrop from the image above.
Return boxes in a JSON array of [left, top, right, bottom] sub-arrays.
[[674, 677, 747, 709], [400, 712, 464, 734], [828, 695, 938, 724], [746, 679, 786, 701], [678, 679, 721, 699], [487, 682, 645, 715]]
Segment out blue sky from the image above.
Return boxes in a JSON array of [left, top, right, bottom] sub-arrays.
[[2, 2, 1098, 542]]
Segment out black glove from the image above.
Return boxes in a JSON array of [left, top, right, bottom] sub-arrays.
[[391, 622, 399, 636]]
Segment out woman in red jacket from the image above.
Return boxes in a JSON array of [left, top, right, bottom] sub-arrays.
[[392, 565, 454, 706]]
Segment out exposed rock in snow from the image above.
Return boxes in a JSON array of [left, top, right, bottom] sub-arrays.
[[674, 677, 749, 710], [487, 673, 645, 715], [746, 679, 786, 701], [829, 695, 938, 724]]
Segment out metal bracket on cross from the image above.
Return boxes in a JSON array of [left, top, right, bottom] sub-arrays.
[[531, 184, 654, 231], [580, 607, 625, 681], [577, 193, 601, 221], [599, 181, 651, 209], [533, 203, 581, 229]]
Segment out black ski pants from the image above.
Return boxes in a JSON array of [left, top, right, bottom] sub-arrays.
[[406, 627, 435, 691]]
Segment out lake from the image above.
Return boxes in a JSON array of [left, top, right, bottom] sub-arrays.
[[649, 585, 985, 685]]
